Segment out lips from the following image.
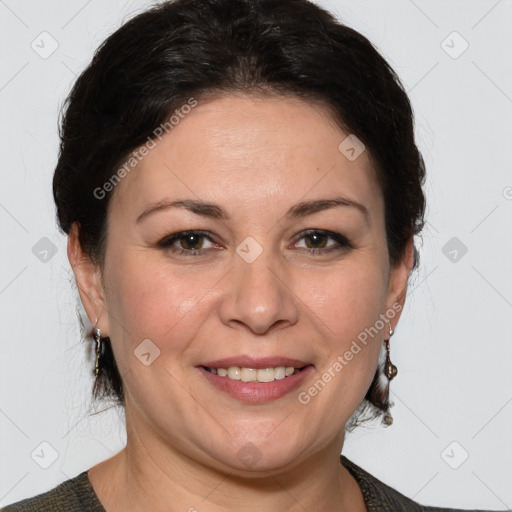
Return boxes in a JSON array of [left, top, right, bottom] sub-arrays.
[[199, 355, 310, 369], [197, 364, 314, 403], [195, 355, 314, 402]]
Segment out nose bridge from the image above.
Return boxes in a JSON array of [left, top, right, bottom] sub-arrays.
[[237, 244, 280, 297], [219, 238, 298, 333]]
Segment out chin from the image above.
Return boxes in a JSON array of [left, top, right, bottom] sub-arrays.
[[204, 435, 308, 475]]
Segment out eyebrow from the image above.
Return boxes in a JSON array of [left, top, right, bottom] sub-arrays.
[[136, 196, 370, 225]]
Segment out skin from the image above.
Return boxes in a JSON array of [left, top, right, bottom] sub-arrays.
[[69, 93, 414, 511]]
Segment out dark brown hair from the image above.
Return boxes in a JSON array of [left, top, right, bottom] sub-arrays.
[[53, 0, 426, 427]]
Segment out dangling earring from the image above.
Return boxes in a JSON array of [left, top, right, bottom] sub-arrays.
[[93, 324, 103, 377], [382, 322, 397, 426], [384, 325, 398, 381]]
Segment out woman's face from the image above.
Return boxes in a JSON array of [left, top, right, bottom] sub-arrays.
[[76, 93, 412, 473]]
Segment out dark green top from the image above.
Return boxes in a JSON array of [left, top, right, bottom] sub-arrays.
[[1, 455, 505, 511]]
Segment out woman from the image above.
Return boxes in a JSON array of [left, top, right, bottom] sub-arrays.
[[2, 0, 506, 510]]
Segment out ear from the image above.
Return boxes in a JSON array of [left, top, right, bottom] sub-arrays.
[[383, 236, 415, 330], [67, 223, 110, 335]]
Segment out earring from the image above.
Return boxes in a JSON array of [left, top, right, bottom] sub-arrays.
[[384, 325, 398, 381], [382, 322, 397, 426], [93, 325, 103, 377]]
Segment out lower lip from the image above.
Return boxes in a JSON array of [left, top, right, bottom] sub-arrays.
[[197, 365, 314, 403]]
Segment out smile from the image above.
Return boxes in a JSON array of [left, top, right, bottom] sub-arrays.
[[203, 365, 306, 382], [198, 364, 314, 403]]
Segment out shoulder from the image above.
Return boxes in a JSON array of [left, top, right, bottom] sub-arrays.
[[1, 471, 105, 512], [340, 455, 504, 512]]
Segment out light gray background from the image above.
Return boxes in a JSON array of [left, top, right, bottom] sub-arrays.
[[1, 0, 511, 509]]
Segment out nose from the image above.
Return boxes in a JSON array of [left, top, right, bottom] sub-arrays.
[[218, 247, 299, 335]]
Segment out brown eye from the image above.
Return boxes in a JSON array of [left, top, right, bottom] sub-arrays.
[[179, 233, 205, 250], [304, 232, 328, 249], [294, 229, 352, 255], [157, 230, 217, 256]]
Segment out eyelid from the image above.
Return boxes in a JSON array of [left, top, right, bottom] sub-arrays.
[[291, 229, 351, 249], [157, 230, 218, 249], [157, 228, 352, 256]]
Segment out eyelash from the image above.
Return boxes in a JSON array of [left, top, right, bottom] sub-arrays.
[[157, 229, 352, 257]]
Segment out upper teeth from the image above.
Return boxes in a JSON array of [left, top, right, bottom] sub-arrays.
[[208, 366, 298, 382]]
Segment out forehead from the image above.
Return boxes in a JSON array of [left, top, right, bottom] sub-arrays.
[[110, 93, 382, 220]]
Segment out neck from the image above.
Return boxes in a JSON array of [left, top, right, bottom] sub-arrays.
[[88, 406, 366, 512]]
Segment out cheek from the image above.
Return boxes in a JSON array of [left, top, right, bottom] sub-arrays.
[[105, 246, 387, 345], [296, 261, 385, 403], [297, 258, 387, 340], [104, 250, 219, 360]]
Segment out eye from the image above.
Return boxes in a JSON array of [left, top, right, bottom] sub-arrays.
[[157, 230, 218, 256], [293, 229, 352, 255], [157, 229, 352, 257]]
